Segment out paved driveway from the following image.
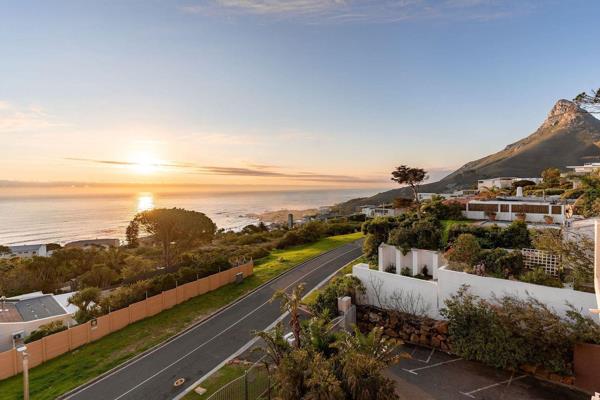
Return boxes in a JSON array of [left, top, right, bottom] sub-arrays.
[[388, 345, 587, 400]]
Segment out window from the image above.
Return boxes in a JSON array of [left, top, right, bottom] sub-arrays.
[[511, 204, 549, 214], [500, 204, 509, 212], [468, 203, 499, 212], [551, 205, 562, 215]]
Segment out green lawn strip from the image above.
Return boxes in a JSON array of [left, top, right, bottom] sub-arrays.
[[440, 219, 473, 246], [0, 232, 363, 400]]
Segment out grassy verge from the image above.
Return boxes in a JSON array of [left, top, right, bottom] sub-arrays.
[[0, 232, 362, 400]]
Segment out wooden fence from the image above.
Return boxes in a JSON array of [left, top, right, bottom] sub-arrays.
[[0, 261, 253, 380]]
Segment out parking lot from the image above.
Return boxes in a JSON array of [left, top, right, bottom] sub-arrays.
[[388, 345, 588, 400]]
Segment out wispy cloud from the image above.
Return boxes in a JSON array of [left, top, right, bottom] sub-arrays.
[[179, 0, 536, 23], [0, 101, 64, 133], [66, 157, 384, 183]]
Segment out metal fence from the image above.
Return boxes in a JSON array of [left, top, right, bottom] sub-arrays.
[[206, 362, 272, 400]]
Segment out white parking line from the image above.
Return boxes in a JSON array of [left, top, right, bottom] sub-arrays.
[[90, 246, 360, 400], [459, 374, 527, 398], [402, 357, 462, 375], [411, 348, 435, 363]]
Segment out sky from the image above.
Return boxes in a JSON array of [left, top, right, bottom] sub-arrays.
[[1, 0, 599, 191]]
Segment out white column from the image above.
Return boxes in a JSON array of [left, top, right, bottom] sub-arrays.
[[412, 250, 419, 276], [378, 245, 384, 272]]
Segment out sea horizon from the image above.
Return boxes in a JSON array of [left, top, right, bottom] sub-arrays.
[[0, 187, 383, 246]]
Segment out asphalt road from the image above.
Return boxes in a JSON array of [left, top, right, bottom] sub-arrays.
[[62, 240, 363, 400]]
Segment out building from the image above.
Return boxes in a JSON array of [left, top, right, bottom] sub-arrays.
[[0, 292, 76, 350], [0, 244, 48, 259], [477, 177, 542, 191], [65, 238, 120, 249], [361, 205, 403, 218], [418, 190, 478, 201], [463, 197, 570, 224], [565, 162, 600, 174]]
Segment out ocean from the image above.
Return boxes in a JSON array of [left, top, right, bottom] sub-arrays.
[[0, 188, 380, 246]]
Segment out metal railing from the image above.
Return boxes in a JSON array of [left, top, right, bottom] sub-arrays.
[[206, 361, 272, 400]]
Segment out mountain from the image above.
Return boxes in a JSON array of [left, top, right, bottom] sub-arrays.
[[338, 99, 600, 212]]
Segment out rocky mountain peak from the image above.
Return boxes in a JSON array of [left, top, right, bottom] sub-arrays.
[[540, 99, 592, 130]]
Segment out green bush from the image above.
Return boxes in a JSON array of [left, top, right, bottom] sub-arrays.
[[477, 248, 524, 278], [442, 287, 600, 375], [309, 275, 365, 317], [518, 267, 563, 287], [561, 188, 584, 200], [446, 234, 480, 266], [25, 321, 67, 343]]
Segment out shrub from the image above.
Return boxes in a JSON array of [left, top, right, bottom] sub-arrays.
[[388, 217, 441, 252], [518, 267, 562, 287], [400, 267, 411, 276], [309, 275, 365, 317], [499, 221, 531, 249], [442, 287, 600, 375], [25, 321, 67, 343], [362, 234, 380, 259], [561, 188, 584, 200], [477, 249, 524, 278], [446, 234, 480, 266]]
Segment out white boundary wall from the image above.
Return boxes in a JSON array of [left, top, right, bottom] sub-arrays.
[[353, 264, 598, 320], [353, 264, 441, 319]]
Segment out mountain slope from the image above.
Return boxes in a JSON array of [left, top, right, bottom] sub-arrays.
[[338, 99, 600, 212]]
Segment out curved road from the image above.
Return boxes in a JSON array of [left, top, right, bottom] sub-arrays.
[[62, 240, 363, 400]]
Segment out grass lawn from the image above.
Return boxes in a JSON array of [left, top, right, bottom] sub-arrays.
[[440, 219, 473, 246], [0, 232, 363, 400], [182, 363, 249, 400]]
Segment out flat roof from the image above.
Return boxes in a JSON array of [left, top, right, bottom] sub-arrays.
[[0, 295, 67, 323]]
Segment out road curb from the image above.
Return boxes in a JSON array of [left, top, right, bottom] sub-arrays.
[[58, 238, 363, 399]]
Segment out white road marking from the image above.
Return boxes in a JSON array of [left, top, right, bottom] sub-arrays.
[[459, 374, 527, 398], [402, 357, 463, 375], [412, 347, 435, 363], [66, 245, 359, 400]]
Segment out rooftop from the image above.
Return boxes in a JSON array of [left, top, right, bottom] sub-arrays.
[[0, 294, 67, 323]]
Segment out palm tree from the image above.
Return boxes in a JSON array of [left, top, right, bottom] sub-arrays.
[[272, 283, 305, 348]]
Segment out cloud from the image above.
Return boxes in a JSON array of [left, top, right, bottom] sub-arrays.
[[179, 0, 535, 23], [66, 157, 384, 183], [0, 101, 63, 133]]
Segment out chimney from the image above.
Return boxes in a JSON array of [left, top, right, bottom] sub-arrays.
[[516, 186, 523, 197], [287, 213, 294, 229]]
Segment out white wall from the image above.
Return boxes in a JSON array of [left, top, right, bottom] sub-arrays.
[[437, 266, 597, 319], [378, 244, 440, 279], [0, 314, 73, 351], [354, 264, 441, 318], [355, 249, 598, 321]]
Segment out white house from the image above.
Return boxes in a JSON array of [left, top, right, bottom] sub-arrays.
[[0, 244, 48, 259], [0, 292, 77, 351], [566, 162, 600, 174], [477, 177, 542, 191], [463, 198, 569, 224], [361, 206, 403, 218]]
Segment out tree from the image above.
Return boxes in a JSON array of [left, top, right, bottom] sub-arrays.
[[272, 283, 305, 348], [127, 208, 217, 268], [499, 220, 531, 248], [391, 166, 428, 218], [533, 229, 594, 288], [574, 88, 600, 114], [68, 287, 102, 323], [541, 167, 561, 186], [125, 222, 139, 248], [80, 264, 118, 288], [0, 245, 10, 256]]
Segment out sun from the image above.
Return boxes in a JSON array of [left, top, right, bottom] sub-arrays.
[[130, 152, 160, 174]]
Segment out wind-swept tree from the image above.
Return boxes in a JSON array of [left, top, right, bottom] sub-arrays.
[[391, 166, 428, 219], [126, 208, 217, 268]]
